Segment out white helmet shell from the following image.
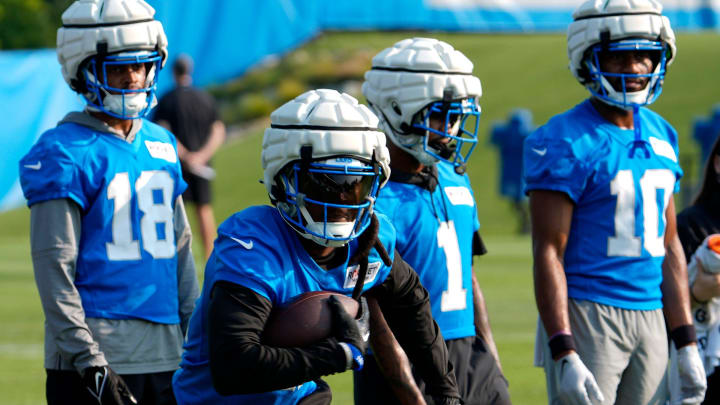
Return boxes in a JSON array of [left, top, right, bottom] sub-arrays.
[[57, 0, 168, 93], [262, 88, 391, 202], [363, 37, 482, 165], [567, 0, 676, 85]]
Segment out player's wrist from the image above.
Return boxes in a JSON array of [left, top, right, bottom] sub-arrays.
[[339, 342, 364, 371], [670, 324, 697, 349], [548, 331, 577, 360]]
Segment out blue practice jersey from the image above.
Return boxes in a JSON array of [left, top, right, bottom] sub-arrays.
[[19, 120, 187, 323], [524, 99, 683, 310], [173, 205, 397, 405], [374, 162, 480, 340]]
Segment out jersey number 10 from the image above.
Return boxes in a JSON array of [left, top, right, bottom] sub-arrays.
[[608, 168, 675, 257]]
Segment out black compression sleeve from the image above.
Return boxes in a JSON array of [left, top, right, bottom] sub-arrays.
[[208, 281, 348, 395], [370, 254, 460, 399]]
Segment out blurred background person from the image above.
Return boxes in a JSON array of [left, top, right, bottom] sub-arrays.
[[692, 104, 720, 169], [489, 109, 534, 234], [155, 55, 226, 259], [676, 136, 720, 405]]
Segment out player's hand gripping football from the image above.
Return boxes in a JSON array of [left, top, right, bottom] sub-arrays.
[[673, 344, 706, 405], [554, 352, 604, 405], [329, 295, 369, 370], [81, 365, 137, 405]]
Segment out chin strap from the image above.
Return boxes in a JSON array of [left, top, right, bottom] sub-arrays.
[[628, 105, 651, 159]]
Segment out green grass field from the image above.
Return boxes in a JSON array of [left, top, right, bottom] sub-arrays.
[[1, 31, 718, 404]]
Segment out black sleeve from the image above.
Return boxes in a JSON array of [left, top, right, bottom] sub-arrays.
[[208, 281, 348, 395], [472, 230, 488, 256], [369, 254, 460, 399], [677, 206, 720, 263], [677, 212, 699, 262]]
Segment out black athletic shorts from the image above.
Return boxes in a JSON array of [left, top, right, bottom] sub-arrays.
[[181, 167, 212, 205], [354, 334, 511, 405], [46, 369, 176, 405]]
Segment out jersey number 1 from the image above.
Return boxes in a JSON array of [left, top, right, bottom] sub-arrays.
[[608, 169, 675, 257], [438, 220, 467, 312], [106, 170, 176, 260]]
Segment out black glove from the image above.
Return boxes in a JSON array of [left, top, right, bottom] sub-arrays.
[[81, 366, 137, 405], [328, 295, 367, 370], [328, 295, 367, 353]]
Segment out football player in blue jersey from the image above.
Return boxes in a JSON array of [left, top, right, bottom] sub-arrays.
[[172, 89, 461, 405], [18, 1, 199, 404], [524, 0, 706, 404], [357, 38, 511, 405]]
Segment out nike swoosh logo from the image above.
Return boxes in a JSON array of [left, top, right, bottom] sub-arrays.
[[560, 359, 568, 375], [94, 371, 104, 393], [230, 236, 253, 250], [24, 161, 42, 170], [531, 147, 547, 156]]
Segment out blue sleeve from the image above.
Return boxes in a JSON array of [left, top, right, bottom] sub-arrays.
[[19, 135, 87, 209], [211, 232, 280, 304], [523, 125, 590, 202], [466, 175, 480, 232]]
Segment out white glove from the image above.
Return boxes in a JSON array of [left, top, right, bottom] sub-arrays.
[[674, 344, 707, 405], [554, 352, 605, 405]]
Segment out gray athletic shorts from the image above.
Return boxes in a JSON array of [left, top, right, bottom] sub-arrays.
[[536, 299, 668, 405]]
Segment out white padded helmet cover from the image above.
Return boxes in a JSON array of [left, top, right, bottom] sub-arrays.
[[362, 38, 482, 139], [567, 0, 676, 84], [57, 0, 168, 92], [262, 89, 391, 201]]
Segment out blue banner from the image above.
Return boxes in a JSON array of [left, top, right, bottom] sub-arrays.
[[0, 50, 84, 210]]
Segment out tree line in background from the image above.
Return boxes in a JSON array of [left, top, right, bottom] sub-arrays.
[[0, 0, 73, 50], [208, 46, 374, 126]]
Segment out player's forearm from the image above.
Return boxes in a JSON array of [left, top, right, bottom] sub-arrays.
[[533, 252, 571, 338], [529, 191, 574, 349], [30, 200, 107, 371], [367, 296, 427, 405], [375, 256, 460, 399], [199, 121, 226, 161], [471, 274, 501, 369], [208, 282, 347, 395], [174, 196, 199, 335], [662, 234, 693, 330]]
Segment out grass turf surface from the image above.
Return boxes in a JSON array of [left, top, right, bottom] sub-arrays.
[[1, 31, 718, 404]]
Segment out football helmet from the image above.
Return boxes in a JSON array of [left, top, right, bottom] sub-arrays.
[[57, 0, 168, 119], [262, 89, 391, 247], [567, 0, 676, 109], [363, 38, 482, 170]]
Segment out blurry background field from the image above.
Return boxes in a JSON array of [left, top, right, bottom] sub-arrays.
[[1, 31, 718, 404]]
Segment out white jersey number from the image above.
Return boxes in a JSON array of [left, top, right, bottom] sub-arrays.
[[438, 220, 467, 312], [608, 169, 675, 257], [106, 170, 175, 260]]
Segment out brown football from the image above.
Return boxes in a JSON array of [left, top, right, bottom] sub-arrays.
[[262, 291, 359, 347]]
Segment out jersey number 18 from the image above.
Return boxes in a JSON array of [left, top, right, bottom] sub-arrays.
[[106, 170, 176, 260]]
